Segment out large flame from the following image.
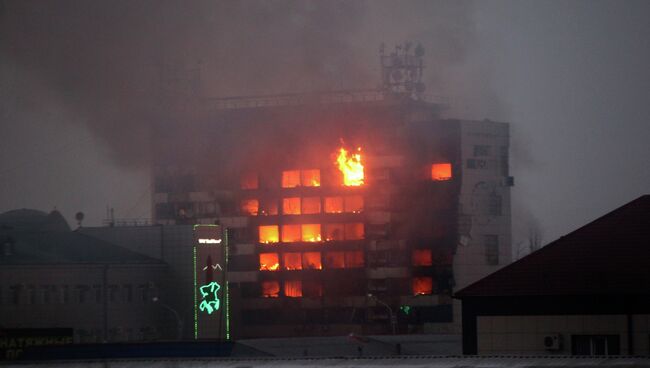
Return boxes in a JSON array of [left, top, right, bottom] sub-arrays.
[[336, 147, 364, 186]]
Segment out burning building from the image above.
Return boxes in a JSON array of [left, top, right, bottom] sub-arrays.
[[150, 46, 513, 338]]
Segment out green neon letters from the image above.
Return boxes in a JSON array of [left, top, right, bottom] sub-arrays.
[[198, 281, 221, 315]]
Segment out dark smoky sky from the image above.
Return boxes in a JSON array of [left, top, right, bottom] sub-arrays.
[[1, 0, 649, 249]]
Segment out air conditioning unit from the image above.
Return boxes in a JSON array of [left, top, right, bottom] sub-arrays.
[[543, 334, 563, 350]]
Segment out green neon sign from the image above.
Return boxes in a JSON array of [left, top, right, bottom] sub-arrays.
[[199, 281, 221, 315]]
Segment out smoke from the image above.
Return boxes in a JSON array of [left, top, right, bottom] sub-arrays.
[[1, 0, 491, 166]]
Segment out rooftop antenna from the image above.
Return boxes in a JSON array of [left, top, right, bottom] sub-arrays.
[[379, 42, 426, 100]]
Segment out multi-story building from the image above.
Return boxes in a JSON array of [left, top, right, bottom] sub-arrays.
[[150, 90, 513, 338]]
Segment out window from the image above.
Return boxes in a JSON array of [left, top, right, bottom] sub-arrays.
[[241, 172, 258, 189], [301, 197, 321, 214], [123, 285, 133, 303], [324, 251, 345, 268], [473, 145, 491, 156], [302, 252, 322, 270], [10, 285, 21, 305], [261, 281, 279, 298], [412, 249, 433, 266], [76, 285, 88, 304], [259, 253, 280, 271], [431, 163, 452, 181], [93, 285, 103, 303], [281, 224, 301, 242], [324, 223, 345, 241], [61, 285, 69, 304], [324, 251, 363, 268], [281, 170, 301, 188], [301, 169, 321, 187], [108, 285, 118, 303], [303, 280, 323, 297], [412, 277, 433, 295], [572, 335, 620, 355], [344, 251, 364, 268], [467, 159, 487, 169], [344, 223, 365, 240], [344, 195, 364, 213], [259, 198, 278, 216], [283, 252, 302, 270], [301, 224, 321, 242], [259, 225, 279, 243], [485, 235, 499, 265], [282, 197, 301, 215], [489, 194, 502, 216], [240, 199, 259, 216], [284, 280, 302, 297], [324, 197, 344, 213]]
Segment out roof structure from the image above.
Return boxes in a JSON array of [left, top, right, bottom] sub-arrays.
[[0, 209, 164, 265], [455, 195, 650, 298]]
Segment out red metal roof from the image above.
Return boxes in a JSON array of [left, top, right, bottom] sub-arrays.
[[455, 195, 650, 298]]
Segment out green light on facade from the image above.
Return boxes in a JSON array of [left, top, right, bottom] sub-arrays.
[[225, 229, 231, 340], [198, 281, 221, 314], [400, 305, 412, 315], [193, 246, 198, 340]]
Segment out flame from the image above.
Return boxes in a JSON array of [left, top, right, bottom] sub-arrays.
[[336, 147, 364, 186]]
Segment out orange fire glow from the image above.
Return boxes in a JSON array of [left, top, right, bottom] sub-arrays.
[[431, 163, 452, 181], [335, 147, 364, 186]]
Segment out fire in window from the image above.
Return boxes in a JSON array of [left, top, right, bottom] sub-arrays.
[[284, 280, 302, 298], [259, 253, 279, 271], [335, 147, 364, 186], [412, 277, 433, 295], [324, 224, 345, 241], [281, 170, 301, 188], [283, 252, 302, 270], [281, 224, 301, 242], [431, 163, 452, 181], [259, 198, 278, 216], [302, 252, 322, 270], [344, 195, 364, 213], [344, 223, 364, 240], [301, 169, 321, 187], [241, 172, 259, 189], [324, 196, 344, 213], [261, 281, 280, 298], [344, 251, 364, 268], [258, 225, 279, 244], [282, 197, 301, 215], [325, 251, 345, 268], [301, 224, 321, 242], [240, 199, 259, 216], [301, 197, 321, 214], [412, 249, 433, 266]]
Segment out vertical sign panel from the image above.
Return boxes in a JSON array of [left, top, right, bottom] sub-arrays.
[[193, 225, 228, 340]]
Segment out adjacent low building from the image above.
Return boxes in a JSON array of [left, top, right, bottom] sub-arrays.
[[455, 195, 650, 355], [0, 209, 169, 346]]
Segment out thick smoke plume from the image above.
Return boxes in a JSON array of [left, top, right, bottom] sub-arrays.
[[1, 0, 486, 168]]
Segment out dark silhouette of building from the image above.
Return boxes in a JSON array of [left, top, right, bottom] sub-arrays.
[[455, 195, 650, 355]]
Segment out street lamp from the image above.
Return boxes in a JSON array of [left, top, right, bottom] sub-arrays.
[[152, 296, 184, 340], [367, 293, 396, 335]]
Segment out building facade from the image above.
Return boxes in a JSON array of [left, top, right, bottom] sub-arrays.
[[0, 210, 168, 346], [149, 92, 513, 338], [455, 195, 650, 356]]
